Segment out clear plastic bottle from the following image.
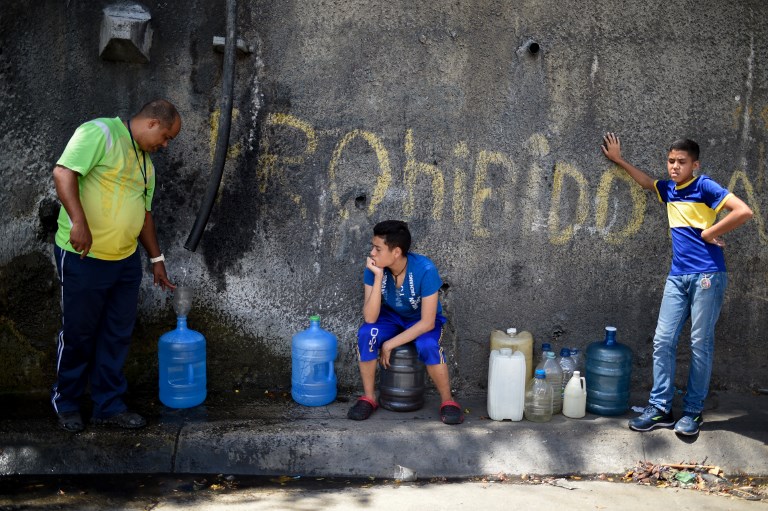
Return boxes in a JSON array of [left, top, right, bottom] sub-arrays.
[[537, 352, 563, 414], [524, 369, 553, 422], [569, 347, 584, 374], [557, 348, 576, 400], [540, 342, 552, 362]]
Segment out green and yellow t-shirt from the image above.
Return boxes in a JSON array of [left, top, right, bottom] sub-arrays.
[[55, 117, 155, 260]]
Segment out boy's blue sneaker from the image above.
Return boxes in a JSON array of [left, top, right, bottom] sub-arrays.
[[674, 413, 703, 436], [628, 405, 675, 431]]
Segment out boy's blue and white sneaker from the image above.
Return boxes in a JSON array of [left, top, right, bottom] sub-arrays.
[[674, 413, 703, 436], [628, 405, 675, 431]]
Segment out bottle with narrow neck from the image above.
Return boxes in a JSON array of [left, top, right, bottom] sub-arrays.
[[540, 352, 563, 414], [585, 326, 633, 416], [158, 286, 207, 409], [524, 369, 553, 422], [292, 315, 338, 407], [558, 348, 576, 399]]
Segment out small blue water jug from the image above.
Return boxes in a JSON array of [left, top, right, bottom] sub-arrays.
[[291, 315, 337, 406], [585, 326, 632, 416], [158, 315, 207, 408]]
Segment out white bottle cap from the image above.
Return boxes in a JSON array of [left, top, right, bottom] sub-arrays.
[[506, 327, 517, 335]]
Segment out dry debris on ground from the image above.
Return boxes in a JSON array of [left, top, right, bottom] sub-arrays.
[[625, 459, 767, 501]]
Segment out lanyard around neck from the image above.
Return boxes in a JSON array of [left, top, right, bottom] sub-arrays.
[[127, 120, 148, 199]]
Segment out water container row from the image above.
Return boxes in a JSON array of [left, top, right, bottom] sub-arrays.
[[487, 326, 633, 421], [159, 305, 425, 410], [523, 369, 587, 421], [290, 320, 632, 415], [290, 319, 633, 417]]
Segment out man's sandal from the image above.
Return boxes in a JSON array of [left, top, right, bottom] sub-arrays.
[[440, 400, 464, 425], [347, 396, 378, 421], [57, 411, 85, 433], [92, 411, 147, 429]]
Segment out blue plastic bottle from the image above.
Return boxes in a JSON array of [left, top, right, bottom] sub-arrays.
[[585, 326, 632, 416], [158, 315, 207, 408], [291, 315, 337, 406]]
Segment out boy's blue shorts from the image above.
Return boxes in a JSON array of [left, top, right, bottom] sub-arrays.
[[356, 307, 447, 366]]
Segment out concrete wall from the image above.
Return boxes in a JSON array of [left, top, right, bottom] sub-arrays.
[[1, 0, 766, 398]]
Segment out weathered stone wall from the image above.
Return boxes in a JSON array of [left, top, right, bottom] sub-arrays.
[[1, 0, 766, 398]]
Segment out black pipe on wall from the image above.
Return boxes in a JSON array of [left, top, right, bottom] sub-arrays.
[[184, 0, 238, 252]]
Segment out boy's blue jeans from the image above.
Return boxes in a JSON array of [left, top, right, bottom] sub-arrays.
[[649, 272, 727, 415]]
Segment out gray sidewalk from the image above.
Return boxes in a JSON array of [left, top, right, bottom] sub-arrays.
[[1, 391, 766, 478]]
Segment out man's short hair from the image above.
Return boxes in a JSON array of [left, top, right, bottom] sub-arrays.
[[136, 99, 179, 128], [373, 220, 411, 254], [669, 138, 700, 162]]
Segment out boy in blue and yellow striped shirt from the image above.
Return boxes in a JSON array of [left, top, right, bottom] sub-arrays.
[[601, 133, 753, 436]]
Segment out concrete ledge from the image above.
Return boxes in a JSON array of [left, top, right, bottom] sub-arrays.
[[1, 392, 766, 477]]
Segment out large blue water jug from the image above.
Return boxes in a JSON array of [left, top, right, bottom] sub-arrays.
[[158, 316, 207, 408], [291, 315, 337, 406], [585, 326, 632, 416]]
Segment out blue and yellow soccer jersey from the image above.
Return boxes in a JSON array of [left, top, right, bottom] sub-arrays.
[[654, 175, 732, 275], [55, 117, 155, 260]]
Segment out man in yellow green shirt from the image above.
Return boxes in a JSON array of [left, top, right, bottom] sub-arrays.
[[52, 99, 181, 432]]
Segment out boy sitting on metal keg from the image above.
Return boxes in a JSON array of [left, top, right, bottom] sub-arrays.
[[601, 133, 753, 435], [347, 220, 463, 424]]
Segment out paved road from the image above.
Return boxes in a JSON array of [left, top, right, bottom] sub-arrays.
[[0, 475, 765, 510]]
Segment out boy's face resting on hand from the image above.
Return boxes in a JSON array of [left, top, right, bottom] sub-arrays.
[[667, 149, 700, 184], [369, 235, 399, 269]]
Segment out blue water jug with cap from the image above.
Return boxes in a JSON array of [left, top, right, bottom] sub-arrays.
[[291, 315, 337, 406], [585, 326, 632, 416], [158, 286, 206, 408]]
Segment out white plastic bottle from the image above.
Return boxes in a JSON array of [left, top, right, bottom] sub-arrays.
[[563, 370, 587, 418]]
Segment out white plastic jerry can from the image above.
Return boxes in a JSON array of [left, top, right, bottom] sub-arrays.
[[487, 348, 526, 421]]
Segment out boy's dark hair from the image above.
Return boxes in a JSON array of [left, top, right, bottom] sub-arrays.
[[373, 220, 411, 254], [669, 139, 700, 162]]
